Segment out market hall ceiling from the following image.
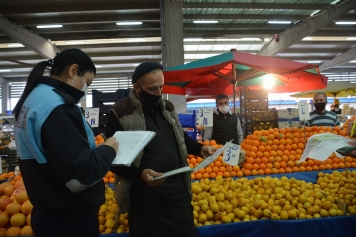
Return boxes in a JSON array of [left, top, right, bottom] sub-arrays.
[[0, 0, 355, 93]]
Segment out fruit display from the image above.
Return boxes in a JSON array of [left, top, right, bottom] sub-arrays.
[[103, 171, 115, 184], [191, 174, 351, 226], [95, 134, 105, 146], [239, 126, 356, 176], [316, 170, 356, 214], [0, 178, 34, 237]]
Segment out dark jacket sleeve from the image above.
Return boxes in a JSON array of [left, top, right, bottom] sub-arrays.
[[184, 131, 203, 157], [105, 110, 144, 181], [41, 105, 116, 189]]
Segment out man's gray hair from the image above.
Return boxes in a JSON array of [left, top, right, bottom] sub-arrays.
[[314, 92, 327, 101]]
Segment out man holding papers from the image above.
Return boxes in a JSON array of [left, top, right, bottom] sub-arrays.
[[106, 62, 216, 237]]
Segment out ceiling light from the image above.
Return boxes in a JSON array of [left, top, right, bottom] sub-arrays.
[[126, 38, 146, 42], [8, 43, 24, 47], [268, 21, 291, 24], [65, 40, 85, 45], [308, 61, 321, 63], [310, 10, 321, 16], [347, 37, 356, 40], [193, 20, 218, 24], [183, 38, 203, 41], [0, 69, 11, 72], [133, 64, 139, 66], [335, 22, 356, 25], [264, 38, 270, 41], [330, 0, 341, 4], [116, 22, 142, 25], [263, 75, 275, 90], [302, 37, 313, 40], [95, 65, 102, 68], [36, 25, 63, 28], [241, 38, 262, 41], [350, 61, 356, 63]]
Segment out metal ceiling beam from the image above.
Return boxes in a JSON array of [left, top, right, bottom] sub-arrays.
[[185, 29, 278, 37], [9, 11, 160, 26], [37, 30, 161, 41], [59, 42, 162, 50], [280, 48, 346, 54], [311, 29, 356, 36], [183, 41, 265, 45], [183, 2, 332, 10], [1, 50, 162, 61], [185, 50, 258, 54], [274, 56, 334, 61], [0, 16, 59, 59], [0, 1, 160, 14], [32, 23, 161, 33], [184, 23, 293, 29], [92, 58, 161, 65], [184, 14, 309, 21], [9, 13, 160, 26], [257, 0, 355, 56], [319, 45, 356, 71]]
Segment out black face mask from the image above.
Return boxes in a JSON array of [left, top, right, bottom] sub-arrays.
[[314, 102, 326, 112], [138, 85, 162, 108]]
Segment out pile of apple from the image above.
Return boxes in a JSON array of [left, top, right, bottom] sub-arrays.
[[191, 174, 350, 226]]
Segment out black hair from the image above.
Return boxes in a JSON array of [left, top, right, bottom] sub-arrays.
[[13, 48, 96, 120], [215, 93, 229, 104]]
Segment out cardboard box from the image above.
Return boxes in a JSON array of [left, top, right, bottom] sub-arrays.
[[278, 108, 299, 121]]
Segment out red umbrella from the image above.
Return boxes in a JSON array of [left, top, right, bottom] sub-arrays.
[[163, 49, 328, 109]]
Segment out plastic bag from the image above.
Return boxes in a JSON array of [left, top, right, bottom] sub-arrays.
[[8, 140, 16, 150]]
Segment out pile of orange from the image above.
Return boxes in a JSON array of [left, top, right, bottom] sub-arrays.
[[189, 140, 243, 180], [95, 134, 105, 146], [0, 172, 22, 185], [240, 126, 356, 176], [103, 171, 115, 184], [342, 116, 356, 130]]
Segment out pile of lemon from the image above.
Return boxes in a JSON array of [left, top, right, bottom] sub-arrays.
[[191, 173, 353, 226], [316, 170, 356, 215], [98, 185, 129, 234]]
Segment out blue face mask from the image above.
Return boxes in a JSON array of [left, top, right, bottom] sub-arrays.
[[138, 85, 162, 108]]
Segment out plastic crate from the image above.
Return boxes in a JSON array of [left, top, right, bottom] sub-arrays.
[[178, 111, 196, 128], [186, 129, 197, 141]]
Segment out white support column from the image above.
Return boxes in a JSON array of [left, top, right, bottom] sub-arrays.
[[1, 80, 10, 114]]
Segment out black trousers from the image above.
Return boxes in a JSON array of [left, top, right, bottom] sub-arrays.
[[31, 207, 100, 237], [128, 176, 199, 237]]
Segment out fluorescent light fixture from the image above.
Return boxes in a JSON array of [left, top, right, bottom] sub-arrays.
[[268, 21, 291, 24], [308, 61, 321, 63], [321, 73, 335, 75], [183, 38, 203, 41], [133, 64, 139, 67], [302, 37, 313, 40], [350, 61, 356, 63], [264, 38, 270, 41], [37, 25, 63, 28], [8, 43, 24, 47], [335, 22, 356, 25], [0, 69, 11, 72], [116, 22, 142, 25], [65, 40, 85, 45], [311, 10, 321, 16], [193, 20, 218, 24], [103, 102, 115, 105], [350, 82, 356, 83], [347, 37, 356, 40], [241, 38, 262, 41], [95, 65, 102, 68], [330, 0, 341, 4], [126, 38, 146, 42]]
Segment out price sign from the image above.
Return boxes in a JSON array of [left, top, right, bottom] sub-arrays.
[[85, 108, 99, 127], [298, 102, 310, 120], [222, 143, 240, 166], [197, 108, 213, 126]]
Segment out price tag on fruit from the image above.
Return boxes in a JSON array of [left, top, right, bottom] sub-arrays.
[[197, 108, 213, 126], [85, 108, 99, 127], [297, 102, 310, 120], [222, 143, 240, 166]]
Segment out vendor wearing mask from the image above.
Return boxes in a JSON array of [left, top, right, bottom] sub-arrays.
[[204, 94, 243, 145], [306, 92, 340, 127]]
